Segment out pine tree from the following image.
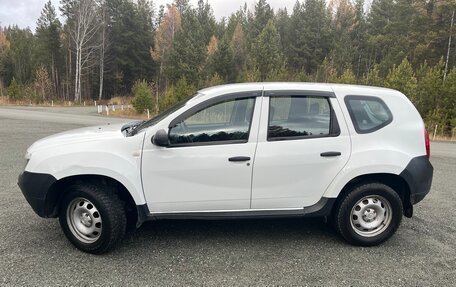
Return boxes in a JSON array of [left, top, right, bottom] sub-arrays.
[[208, 36, 235, 82], [385, 58, 418, 101], [416, 60, 444, 118], [166, 9, 206, 85], [287, 0, 332, 73], [35, 0, 62, 99], [230, 22, 247, 77], [252, 20, 284, 80], [248, 0, 274, 41]]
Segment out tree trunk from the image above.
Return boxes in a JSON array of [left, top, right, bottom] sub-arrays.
[[444, 9, 455, 81]]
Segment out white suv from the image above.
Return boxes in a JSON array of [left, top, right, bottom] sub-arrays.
[[18, 83, 433, 254]]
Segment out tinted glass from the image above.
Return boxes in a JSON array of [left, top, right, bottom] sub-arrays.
[[346, 97, 392, 133], [268, 96, 331, 140], [169, 97, 255, 145]]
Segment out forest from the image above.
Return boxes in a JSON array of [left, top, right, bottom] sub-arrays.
[[0, 0, 455, 136]]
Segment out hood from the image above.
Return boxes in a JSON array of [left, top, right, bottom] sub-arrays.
[[27, 123, 127, 154]]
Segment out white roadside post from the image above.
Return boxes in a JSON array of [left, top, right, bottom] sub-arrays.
[[433, 125, 438, 141], [106, 105, 109, 116], [147, 109, 150, 119]]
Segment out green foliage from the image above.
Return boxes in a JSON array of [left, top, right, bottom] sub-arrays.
[[132, 80, 153, 113], [205, 73, 225, 87], [336, 68, 357, 84], [286, 0, 332, 73], [385, 58, 417, 100], [207, 37, 236, 82], [166, 10, 206, 85], [159, 77, 196, 111], [35, 0, 62, 79], [174, 77, 196, 101], [252, 20, 284, 80], [361, 65, 383, 87], [416, 60, 444, 117], [106, 0, 156, 94], [7, 78, 20, 100]]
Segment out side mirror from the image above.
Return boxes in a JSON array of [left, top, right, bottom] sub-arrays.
[[152, 129, 169, 147]]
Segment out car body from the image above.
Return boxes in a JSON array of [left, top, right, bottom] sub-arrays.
[[18, 83, 433, 253]]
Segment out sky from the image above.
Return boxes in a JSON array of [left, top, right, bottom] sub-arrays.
[[0, 0, 297, 31]]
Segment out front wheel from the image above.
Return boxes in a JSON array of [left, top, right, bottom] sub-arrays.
[[59, 184, 127, 254], [334, 182, 403, 246]]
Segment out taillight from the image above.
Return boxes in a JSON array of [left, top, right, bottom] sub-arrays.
[[424, 129, 430, 159]]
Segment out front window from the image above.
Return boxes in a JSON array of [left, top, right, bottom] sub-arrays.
[[169, 97, 256, 145]]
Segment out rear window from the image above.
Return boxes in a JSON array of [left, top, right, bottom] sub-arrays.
[[268, 96, 332, 140], [345, 96, 393, 133]]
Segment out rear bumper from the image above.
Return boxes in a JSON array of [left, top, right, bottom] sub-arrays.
[[18, 171, 57, 217], [399, 155, 433, 205]]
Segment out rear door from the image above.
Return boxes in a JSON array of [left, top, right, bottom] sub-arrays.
[[251, 91, 351, 209]]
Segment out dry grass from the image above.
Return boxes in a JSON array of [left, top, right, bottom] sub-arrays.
[[108, 96, 132, 105], [432, 135, 456, 142], [0, 96, 97, 107], [107, 109, 149, 120]]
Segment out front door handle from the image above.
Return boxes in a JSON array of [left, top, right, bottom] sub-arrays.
[[320, 151, 341, 157], [228, 156, 251, 162]]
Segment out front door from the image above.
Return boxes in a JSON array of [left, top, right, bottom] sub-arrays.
[[142, 93, 261, 213]]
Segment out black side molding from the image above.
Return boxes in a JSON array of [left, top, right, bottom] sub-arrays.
[[135, 198, 336, 226]]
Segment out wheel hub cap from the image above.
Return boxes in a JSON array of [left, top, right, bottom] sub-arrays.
[[80, 212, 92, 227], [66, 197, 102, 244], [350, 195, 392, 237]]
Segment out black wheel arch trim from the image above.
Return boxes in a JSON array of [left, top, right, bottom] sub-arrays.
[[399, 155, 433, 205], [18, 171, 57, 218]]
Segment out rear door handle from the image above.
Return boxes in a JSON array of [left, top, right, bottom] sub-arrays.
[[320, 151, 341, 157], [228, 156, 251, 162]]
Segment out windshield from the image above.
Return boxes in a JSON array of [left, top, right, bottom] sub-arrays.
[[134, 93, 199, 134]]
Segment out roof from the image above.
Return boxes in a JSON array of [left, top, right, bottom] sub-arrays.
[[197, 82, 399, 98]]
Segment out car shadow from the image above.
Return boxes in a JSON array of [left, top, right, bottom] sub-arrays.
[[119, 217, 342, 254]]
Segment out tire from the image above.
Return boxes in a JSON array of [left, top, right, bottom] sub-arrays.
[[58, 183, 127, 254], [334, 182, 403, 246]]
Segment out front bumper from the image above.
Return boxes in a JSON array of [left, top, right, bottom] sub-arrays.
[[399, 155, 433, 205], [18, 171, 57, 217]]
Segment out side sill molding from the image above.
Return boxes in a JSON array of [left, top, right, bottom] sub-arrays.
[[135, 198, 336, 227]]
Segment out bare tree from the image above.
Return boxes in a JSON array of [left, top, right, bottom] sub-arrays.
[[98, 0, 107, 101], [66, 0, 100, 102]]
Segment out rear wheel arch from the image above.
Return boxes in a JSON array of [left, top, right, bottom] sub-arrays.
[[333, 173, 411, 215]]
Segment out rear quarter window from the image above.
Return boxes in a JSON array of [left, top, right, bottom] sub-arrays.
[[344, 96, 393, 134]]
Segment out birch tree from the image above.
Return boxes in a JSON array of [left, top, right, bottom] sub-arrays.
[[65, 0, 100, 102], [98, 0, 107, 100]]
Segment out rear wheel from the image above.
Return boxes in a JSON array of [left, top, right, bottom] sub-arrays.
[[334, 182, 403, 246], [59, 183, 127, 254]]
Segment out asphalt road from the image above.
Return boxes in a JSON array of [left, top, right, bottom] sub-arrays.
[[1, 106, 455, 286]]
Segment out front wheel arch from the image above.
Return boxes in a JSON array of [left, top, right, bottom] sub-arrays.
[[46, 175, 138, 228]]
